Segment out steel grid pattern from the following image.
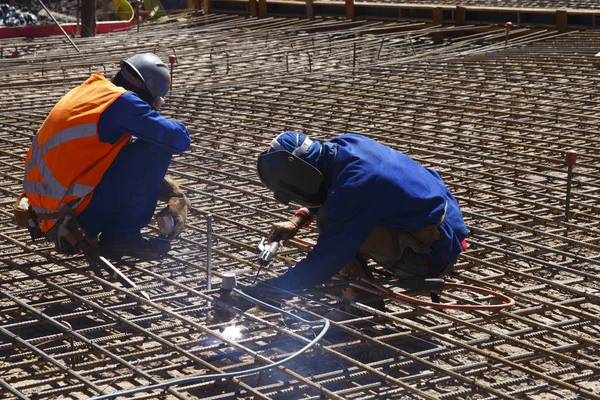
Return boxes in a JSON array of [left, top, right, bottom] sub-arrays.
[[0, 13, 599, 400]]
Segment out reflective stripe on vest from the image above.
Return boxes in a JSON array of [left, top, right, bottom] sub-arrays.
[[24, 123, 96, 202]]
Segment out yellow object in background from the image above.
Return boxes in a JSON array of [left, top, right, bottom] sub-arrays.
[[144, 0, 168, 19], [113, 0, 134, 21]]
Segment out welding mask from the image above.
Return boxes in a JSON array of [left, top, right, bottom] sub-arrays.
[[257, 150, 327, 207], [120, 53, 170, 110]]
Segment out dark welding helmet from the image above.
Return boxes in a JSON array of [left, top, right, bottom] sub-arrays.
[[257, 150, 327, 207]]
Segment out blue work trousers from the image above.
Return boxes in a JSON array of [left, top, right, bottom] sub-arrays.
[[77, 139, 172, 241]]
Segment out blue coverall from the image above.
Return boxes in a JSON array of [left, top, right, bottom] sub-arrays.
[[77, 91, 191, 241], [273, 133, 467, 291]]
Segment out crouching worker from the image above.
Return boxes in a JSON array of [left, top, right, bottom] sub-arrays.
[[18, 53, 191, 260], [255, 131, 468, 310]]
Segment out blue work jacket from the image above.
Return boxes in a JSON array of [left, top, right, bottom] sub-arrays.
[[273, 133, 467, 291]]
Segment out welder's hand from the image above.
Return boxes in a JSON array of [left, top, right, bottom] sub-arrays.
[[156, 195, 191, 240], [268, 221, 298, 244]]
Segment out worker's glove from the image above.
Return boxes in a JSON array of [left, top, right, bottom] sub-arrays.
[[156, 177, 191, 240], [268, 221, 298, 244]]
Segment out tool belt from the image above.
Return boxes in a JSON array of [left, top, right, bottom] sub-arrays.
[[12, 194, 150, 299], [12, 193, 96, 255], [46, 206, 98, 256]]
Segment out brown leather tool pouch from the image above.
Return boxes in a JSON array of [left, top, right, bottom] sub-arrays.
[[13, 193, 33, 228], [13, 193, 44, 239]]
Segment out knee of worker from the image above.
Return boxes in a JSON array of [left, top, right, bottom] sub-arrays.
[[341, 285, 360, 301], [110, 143, 173, 198], [338, 255, 370, 279], [381, 253, 456, 279]]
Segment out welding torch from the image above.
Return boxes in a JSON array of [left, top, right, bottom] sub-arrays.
[[254, 236, 281, 283]]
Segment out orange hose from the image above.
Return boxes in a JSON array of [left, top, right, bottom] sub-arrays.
[[356, 277, 515, 310], [284, 236, 514, 310]]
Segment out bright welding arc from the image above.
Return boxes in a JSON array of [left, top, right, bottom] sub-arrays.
[[89, 287, 330, 400]]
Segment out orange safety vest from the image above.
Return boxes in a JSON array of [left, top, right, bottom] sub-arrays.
[[24, 72, 131, 233]]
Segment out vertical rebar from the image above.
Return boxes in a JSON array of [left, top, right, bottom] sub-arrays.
[[206, 213, 213, 290], [505, 21, 513, 47], [136, 0, 141, 33], [169, 55, 177, 91], [564, 150, 577, 222], [407, 34, 416, 55], [376, 38, 385, 60]]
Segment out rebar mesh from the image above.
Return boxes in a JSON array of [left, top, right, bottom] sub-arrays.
[[0, 13, 599, 400]]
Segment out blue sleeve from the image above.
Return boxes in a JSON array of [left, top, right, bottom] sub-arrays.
[[98, 92, 191, 154], [273, 190, 379, 291]]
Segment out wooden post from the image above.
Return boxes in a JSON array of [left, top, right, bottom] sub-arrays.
[[203, 0, 209, 14], [556, 9, 568, 32], [432, 7, 443, 25], [189, 0, 202, 13], [76, 0, 80, 36], [345, 0, 354, 20], [306, 0, 314, 20], [101, 0, 109, 21], [81, 0, 97, 37], [249, 0, 257, 17], [258, 0, 267, 18], [432, 7, 443, 44], [455, 5, 466, 26]]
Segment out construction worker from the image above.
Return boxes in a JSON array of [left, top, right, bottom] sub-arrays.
[[22, 53, 191, 260], [256, 131, 468, 296]]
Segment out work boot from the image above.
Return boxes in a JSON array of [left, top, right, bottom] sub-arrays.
[[99, 236, 171, 260]]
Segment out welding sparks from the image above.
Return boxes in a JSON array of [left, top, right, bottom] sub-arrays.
[[222, 325, 243, 341]]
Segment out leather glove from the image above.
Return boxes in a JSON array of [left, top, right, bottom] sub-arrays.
[[268, 221, 298, 244], [156, 177, 191, 240]]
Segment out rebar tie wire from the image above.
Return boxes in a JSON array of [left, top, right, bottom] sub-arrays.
[[89, 287, 330, 400]]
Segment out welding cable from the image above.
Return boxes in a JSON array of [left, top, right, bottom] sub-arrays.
[[351, 277, 515, 310], [275, 239, 513, 310], [240, 277, 514, 310], [90, 288, 329, 400]]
